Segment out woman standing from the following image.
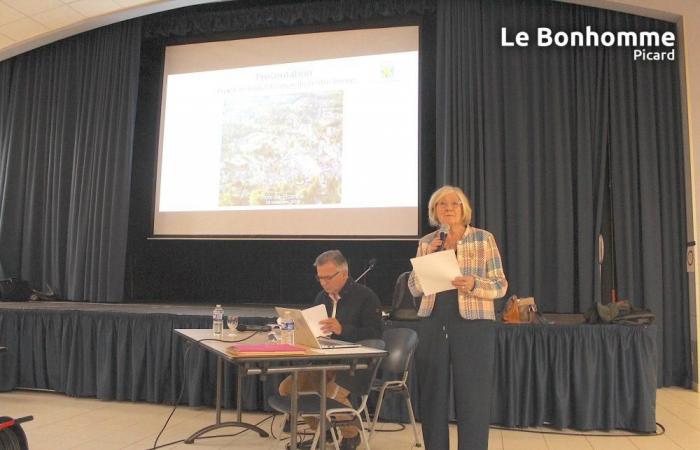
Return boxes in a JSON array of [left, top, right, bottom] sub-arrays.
[[408, 185, 508, 450]]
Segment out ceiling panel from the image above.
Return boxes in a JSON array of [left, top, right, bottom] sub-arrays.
[[0, 2, 24, 27], [0, 16, 47, 41], [33, 6, 85, 30], [69, 0, 121, 17], [1, 0, 65, 17], [0, 1, 247, 61]]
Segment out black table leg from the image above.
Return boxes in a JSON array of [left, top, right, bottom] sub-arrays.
[[184, 356, 269, 444]]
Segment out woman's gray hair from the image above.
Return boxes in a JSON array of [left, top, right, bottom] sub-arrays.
[[314, 250, 349, 272], [427, 185, 472, 227]]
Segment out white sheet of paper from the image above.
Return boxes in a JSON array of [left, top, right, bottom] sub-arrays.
[[410, 250, 462, 295], [303, 304, 329, 337]]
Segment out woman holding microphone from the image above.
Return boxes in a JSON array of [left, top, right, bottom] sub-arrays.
[[408, 185, 508, 450]]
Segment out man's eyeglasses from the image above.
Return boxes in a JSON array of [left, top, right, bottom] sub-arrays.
[[437, 201, 462, 209], [315, 271, 340, 282]]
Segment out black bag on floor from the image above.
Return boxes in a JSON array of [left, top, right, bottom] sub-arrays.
[[0, 278, 32, 301]]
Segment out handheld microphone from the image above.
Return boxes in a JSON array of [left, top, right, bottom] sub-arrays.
[[437, 224, 450, 251], [355, 258, 378, 283]]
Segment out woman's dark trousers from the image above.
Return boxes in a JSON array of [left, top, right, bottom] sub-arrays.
[[415, 292, 496, 450]]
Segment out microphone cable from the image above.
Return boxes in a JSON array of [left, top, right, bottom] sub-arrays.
[[149, 332, 261, 450]]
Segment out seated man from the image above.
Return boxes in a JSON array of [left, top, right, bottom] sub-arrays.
[[279, 250, 383, 450]]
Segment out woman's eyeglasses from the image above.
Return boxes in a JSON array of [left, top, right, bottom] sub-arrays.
[[437, 201, 462, 209]]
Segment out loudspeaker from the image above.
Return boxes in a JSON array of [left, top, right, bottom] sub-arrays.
[[0, 278, 32, 301]]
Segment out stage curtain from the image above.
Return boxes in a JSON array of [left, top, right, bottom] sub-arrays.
[[142, 0, 434, 39], [377, 321, 657, 432], [489, 323, 657, 432], [435, 0, 689, 386], [0, 308, 283, 410], [604, 14, 690, 387], [0, 20, 142, 302], [0, 308, 199, 402], [0, 308, 657, 432]]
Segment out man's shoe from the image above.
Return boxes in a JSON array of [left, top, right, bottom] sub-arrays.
[[286, 439, 313, 450], [339, 434, 361, 450]]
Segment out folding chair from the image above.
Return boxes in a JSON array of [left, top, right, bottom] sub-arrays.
[[366, 328, 422, 447], [268, 339, 385, 450]]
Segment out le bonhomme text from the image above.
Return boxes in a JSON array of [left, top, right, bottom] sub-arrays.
[[501, 26, 675, 61]]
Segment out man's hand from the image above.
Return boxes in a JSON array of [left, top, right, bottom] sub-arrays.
[[320, 317, 343, 336]]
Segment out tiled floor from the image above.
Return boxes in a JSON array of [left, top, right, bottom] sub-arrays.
[[1, 387, 698, 449]]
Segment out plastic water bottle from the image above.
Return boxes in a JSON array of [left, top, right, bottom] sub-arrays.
[[280, 311, 295, 345], [212, 304, 224, 337]]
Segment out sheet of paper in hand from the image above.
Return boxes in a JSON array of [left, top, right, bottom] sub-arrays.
[[410, 250, 461, 296]]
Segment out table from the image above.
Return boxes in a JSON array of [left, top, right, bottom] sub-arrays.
[[175, 329, 386, 449]]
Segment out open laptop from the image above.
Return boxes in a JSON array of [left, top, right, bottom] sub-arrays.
[[274, 306, 360, 349]]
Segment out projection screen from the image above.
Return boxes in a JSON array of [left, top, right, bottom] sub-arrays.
[[154, 26, 419, 238]]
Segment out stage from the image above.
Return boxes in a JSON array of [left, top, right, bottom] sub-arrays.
[[0, 300, 657, 432]]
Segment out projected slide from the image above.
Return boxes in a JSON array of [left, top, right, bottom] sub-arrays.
[[154, 26, 419, 237]]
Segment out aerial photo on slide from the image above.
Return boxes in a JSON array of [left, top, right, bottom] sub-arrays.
[[218, 90, 343, 207]]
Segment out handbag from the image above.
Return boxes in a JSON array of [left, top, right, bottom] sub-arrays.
[[584, 300, 655, 325], [502, 295, 539, 323]]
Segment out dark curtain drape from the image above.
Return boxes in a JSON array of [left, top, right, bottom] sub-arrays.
[[0, 307, 658, 432], [606, 14, 689, 387], [436, 0, 609, 315], [142, 0, 434, 39], [435, 0, 689, 386], [0, 20, 142, 302]]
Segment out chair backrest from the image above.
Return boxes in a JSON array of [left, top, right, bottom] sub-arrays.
[[379, 327, 418, 380], [390, 272, 420, 320], [357, 339, 385, 351], [334, 339, 385, 402]]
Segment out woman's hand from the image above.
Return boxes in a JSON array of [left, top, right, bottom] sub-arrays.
[[427, 237, 444, 254], [452, 275, 475, 293]]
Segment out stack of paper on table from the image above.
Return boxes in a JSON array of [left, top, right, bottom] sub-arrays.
[[226, 343, 307, 357]]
